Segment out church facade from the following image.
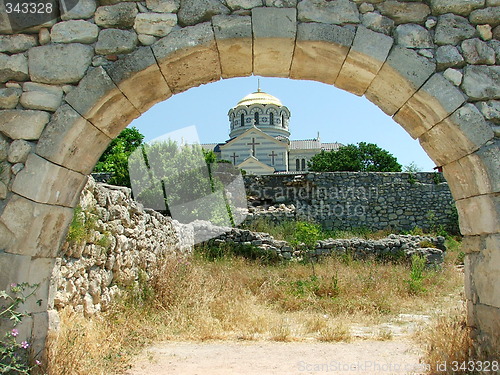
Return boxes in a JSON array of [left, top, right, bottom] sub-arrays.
[[202, 89, 343, 175]]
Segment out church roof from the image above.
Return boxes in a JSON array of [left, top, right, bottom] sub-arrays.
[[235, 90, 283, 107], [289, 140, 343, 151]]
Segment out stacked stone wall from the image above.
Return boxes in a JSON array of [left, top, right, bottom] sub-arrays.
[[194, 220, 446, 263], [52, 177, 192, 316], [53, 177, 449, 315], [243, 172, 457, 232]]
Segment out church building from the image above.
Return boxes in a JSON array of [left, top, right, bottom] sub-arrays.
[[202, 88, 343, 175]]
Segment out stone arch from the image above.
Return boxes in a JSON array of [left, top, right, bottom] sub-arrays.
[[0, 1, 498, 359]]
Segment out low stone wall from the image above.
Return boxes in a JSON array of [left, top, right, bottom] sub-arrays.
[[53, 177, 447, 316], [243, 172, 457, 232], [193, 221, 446, 264], [52, 177, 191, 316]]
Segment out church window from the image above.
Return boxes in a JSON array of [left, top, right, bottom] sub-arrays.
[[301, 159, 306, 171], [270, 112, 274, 125], [241, 114, 244, 127], [296, 159, 300, 171], [254, 112, 259, 125], [282, 115, 286, 128]]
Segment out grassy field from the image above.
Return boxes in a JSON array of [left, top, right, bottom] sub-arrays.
[[43, 227, 467, 375]]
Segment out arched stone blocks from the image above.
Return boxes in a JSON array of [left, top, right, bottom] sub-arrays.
[[0, 0, 499, 359]]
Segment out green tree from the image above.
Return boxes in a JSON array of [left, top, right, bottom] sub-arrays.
[[94, 127, 145, 187], [129, 141, 239, 225], [308, 142, 402, 172]]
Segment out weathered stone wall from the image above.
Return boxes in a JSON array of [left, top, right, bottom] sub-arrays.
[[0, 0, 498, 360], [52, 177, 191, 316], [243, 172, 456, 232], [195, 220, 447, 263], [54, 178, 447, 317]]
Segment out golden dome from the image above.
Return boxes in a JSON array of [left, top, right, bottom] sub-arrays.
[[235, 90, 283, 107]]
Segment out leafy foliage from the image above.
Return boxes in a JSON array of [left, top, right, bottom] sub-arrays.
[[308, 142, 402, 172], [94, 127, 145, 187], [0, 283, 41, 374], [129, 140, 239, 225], [406, 255, 427, 295], [403, 162, 422, 173]]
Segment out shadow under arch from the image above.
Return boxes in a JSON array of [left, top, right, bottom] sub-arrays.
[[1, 12, 498, 357]]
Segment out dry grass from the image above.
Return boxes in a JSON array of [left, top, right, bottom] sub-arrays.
[[45, 239, 464, 374], [416, 306, 473, 374]]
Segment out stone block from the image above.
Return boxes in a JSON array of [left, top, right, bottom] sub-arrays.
[[365, 46, 436, 116], [28, 44, 94, 84], [146, 0, 180, 13], [462, 65, 500, 100], [434, 14, 477, 45], [226, 0, 263, 10], [8, 140, 33, 164], [177, 0, 230, 27], [472, 303, 500, 356], [336, 26, 393, 95], [36, 104, 112, 174], [0, 252, 31, 291], [468, 238, 500, 307], [31, 310, 60, 362], [376, 1, 430, 24], [470, 7, 500, 27], [394, 73, 466, 139], [0, 88, 21, 109], [12, 153, 87, 207], [297, 0, 360, 25], [430, 0, 485, 16], [134, 13, 177, 37], [60, 0, 97, 20], [420, 103, 493, 165], [252, 7, 296, 77], [0, 53, 28, 83], [436, 45, 465, 70], [394, 24, 433, 49], [291, 23, 354, 85], [0, 194, 74, 257], [94, 3, 138, 28], [443, 68, 463, 86], [50, 20, 99, 44], [0, 35, 37, 53], [65, 66, 141, 138], [95, 29, 138, 55], [0, 134, 8, 160], [462, 38, 496, 65], [265, 0, 297, 7], [477, 100, 500, 123], [213, 15, 252, 78], [105, 46, 171, 113], [152, 23, 222, 93], [361, 12, 394, 34], [20, 83, 63, 112], [443, 151, 496, 200], [456, 194, 500, 235], [0, 109, 50, 140], [478, 24, 493, 41]]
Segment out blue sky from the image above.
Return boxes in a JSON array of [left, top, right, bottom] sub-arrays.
[[129, 76, 436, 171]]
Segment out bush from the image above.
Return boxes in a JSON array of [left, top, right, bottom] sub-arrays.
[[0, 283, 42, 374], [406, 255, 427, 295]]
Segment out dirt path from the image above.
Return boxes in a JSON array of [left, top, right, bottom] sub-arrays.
[[125, 339, 428, 375]]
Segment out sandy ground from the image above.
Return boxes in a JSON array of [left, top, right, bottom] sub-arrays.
[[125, 339, 429, 375]]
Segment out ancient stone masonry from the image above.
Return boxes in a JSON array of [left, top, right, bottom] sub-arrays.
[[0, 0, 499, 360], [194, 220, 447, 264], [54, 179, 446, 316], [244, 172, 456, 232], [53, 177, 191, 317]]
